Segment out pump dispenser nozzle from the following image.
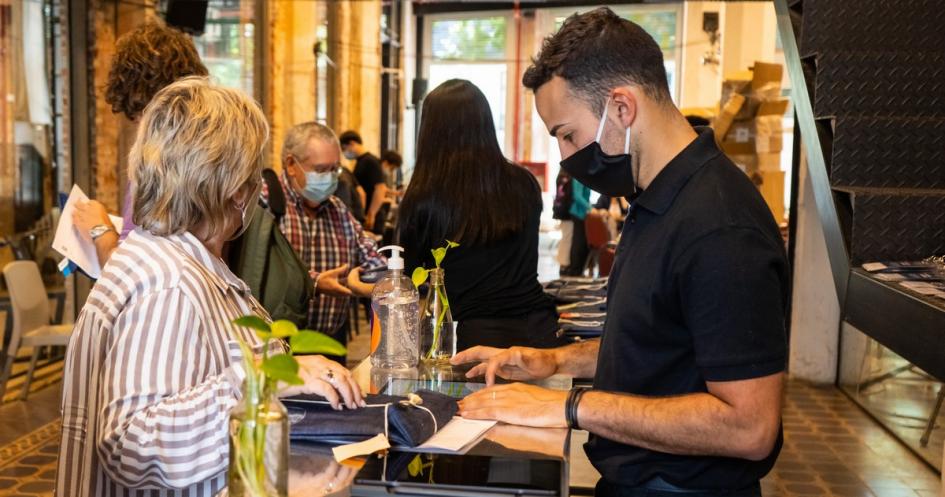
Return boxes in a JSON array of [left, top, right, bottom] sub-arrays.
[[378, 245, 405, 270]]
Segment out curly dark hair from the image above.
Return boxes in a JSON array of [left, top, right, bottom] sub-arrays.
[[522, 7, 670, 114], [105, 21, 208, 120]]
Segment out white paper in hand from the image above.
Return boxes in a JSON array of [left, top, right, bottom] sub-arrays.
[[52, 185, 120, 279]]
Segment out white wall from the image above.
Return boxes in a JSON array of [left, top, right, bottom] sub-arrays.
[[678, 2, 723, 110], [721, 2, 779, 80], [789, 144, 841, 384], [678, 1, 781, 110]]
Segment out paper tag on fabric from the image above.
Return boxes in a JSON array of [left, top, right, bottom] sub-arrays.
[[332, 433, 391, 462]]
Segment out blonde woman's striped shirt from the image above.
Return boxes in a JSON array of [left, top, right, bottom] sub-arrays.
[[56, 229, 275, 497]]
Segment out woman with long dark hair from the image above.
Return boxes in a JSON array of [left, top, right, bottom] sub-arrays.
[[398, 79, 563, 350]]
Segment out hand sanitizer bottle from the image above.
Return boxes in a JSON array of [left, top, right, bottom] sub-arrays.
[[370, 246, 420, 369]]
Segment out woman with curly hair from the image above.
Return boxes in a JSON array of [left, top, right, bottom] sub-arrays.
[[71, 20, 208, 267]]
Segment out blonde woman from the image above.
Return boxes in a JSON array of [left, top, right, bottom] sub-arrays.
[[56, 77, 363, 497]]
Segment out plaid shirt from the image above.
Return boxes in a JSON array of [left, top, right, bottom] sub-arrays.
[[262, 172, 385, 335]]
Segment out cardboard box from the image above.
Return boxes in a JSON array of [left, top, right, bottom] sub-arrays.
[[728, 153, 783, 173], [713, 93, 745, 144], [757, 170, 786, 222], [751, 62, 783, 93], [720, 98, 789, 156]]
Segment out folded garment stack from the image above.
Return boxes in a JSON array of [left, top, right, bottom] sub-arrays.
[[543, 278, 609, 339], [282, 389, 458, 447]]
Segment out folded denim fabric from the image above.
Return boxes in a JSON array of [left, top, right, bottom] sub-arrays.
[[282, 389, 458, 447]]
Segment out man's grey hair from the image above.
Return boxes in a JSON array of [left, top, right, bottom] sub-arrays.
[[281, 121, 341, 163]]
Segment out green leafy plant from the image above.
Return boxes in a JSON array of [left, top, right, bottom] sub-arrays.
[[230, 317, 346, 496], [411, 240, 459, 360]]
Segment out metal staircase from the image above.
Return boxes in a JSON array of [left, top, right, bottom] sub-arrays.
[[774, 0, 945, 380]]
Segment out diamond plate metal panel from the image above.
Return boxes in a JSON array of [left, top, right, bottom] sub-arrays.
[[801, 0, 945, 57], [831, 116, 945, 189], [850, 191, 945, 264], [815, 51, 945, 119]]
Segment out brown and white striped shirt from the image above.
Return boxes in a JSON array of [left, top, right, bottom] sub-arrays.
[[56, 229, 274, 497]]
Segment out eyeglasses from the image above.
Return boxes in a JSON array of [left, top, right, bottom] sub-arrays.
[[290, 155, 342, 175]]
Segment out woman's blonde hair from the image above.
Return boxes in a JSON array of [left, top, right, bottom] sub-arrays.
[[130, 77, 269, 239]]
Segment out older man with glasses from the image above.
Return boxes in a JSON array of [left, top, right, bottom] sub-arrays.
[[264, 122, 386, 360]]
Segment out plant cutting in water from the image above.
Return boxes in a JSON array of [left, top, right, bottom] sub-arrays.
[[411, 240, 459, 360], [230, 316, 346, 496]]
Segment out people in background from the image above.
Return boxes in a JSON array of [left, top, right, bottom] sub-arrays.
[[553, 169, 591, 277], [397, 79, 564, 351], [455, 8, 787, 497], [71, 21, 208, 267], [593, 194, 630, 234], [380, 149, 405, 200], [57, 78, 363, 497], [272, 122, 385, 359], [334, 165, 367, 224], [339, 130, 389, 234]]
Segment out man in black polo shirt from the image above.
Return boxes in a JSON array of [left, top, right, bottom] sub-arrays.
[[453, 8, 787, 497]]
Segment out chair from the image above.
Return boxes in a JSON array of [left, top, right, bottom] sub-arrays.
[[0, 261, 73, 400]]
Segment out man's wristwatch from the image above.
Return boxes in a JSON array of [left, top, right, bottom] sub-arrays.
[[89, 224, 116, 241]]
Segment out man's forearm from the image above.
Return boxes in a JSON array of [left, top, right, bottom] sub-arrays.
[[553, 339, 600, 378], [577, 376, 782, 461], [366, 185, 388, 220]]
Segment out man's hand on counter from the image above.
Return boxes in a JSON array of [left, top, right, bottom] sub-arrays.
[[452, 340, 603, 386], [458, 383, 568, 428], [451, 346, 559, 386]]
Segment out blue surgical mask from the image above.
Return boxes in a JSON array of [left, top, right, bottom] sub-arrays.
[[343, 150, 358, 161], [301, 170, 338, 204]]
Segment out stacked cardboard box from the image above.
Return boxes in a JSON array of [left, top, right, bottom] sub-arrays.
[[714, 62, 789, 222]]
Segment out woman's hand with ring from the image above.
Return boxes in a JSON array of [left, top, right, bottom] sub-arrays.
[[281, 355, 366, 410]]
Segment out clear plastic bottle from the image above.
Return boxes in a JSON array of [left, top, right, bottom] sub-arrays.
[[370, 246, 420, 369]]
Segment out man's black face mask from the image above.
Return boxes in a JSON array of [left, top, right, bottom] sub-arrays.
[[559, 99, 638, 198]]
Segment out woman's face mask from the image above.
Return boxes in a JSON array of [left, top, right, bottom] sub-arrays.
[[558, 98, 638, 197]]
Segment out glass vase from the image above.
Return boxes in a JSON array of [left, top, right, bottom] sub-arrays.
[[228, 384, 289, 497], [419, 268, 456, 364]]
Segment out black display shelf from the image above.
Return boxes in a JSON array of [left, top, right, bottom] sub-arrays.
[[843, 269, 945, 382]]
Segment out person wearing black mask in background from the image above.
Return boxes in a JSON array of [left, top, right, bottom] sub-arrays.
[[454, 8, 788, 497], [340, 130, 389, 234], [398, 79, 564, 351]]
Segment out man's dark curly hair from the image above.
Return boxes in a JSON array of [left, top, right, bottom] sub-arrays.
[[522, 7, 670, 114], [105, 21, 208, 120]]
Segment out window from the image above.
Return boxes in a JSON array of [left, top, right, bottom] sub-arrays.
[[425, 15, 510, 153], [193, 0, 256, 95]]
